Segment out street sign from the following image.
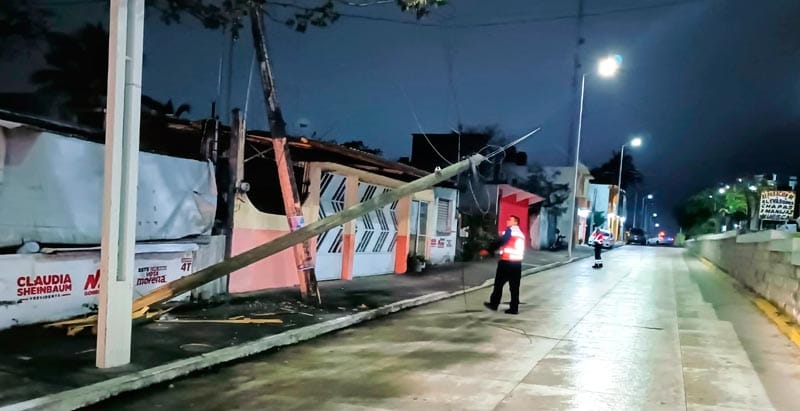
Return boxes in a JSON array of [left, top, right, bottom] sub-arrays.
[[759, 191, 796, 221]]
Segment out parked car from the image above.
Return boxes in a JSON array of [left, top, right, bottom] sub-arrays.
[[626, 228, 646, 245], [588, 229, 615, 249]]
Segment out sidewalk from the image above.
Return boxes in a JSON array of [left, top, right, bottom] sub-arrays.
[[0, 247, 592, 410]]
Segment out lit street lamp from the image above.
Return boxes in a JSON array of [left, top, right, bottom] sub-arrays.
[[652, 213, 658, 218], [616, 136, 643, 234], [567, 54, 622, 258], [655, 223, 661, 228], [639, 194, 653, 230], [719, 187, 726, 194]]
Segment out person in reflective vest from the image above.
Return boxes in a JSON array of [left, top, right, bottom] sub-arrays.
[[484, 215, 525, 315], [590, 228, 605, 269]]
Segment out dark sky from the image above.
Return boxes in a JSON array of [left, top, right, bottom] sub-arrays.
[[3, 0, 800, 234]]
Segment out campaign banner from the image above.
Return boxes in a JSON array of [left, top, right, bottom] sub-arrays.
[[0, 250, 194, 330], [759, 191, 796, 221]]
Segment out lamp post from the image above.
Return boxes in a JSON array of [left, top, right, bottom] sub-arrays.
[[615, 137, 641, 237], [640, 193, 653, 229], [567, 54, 622, 258]]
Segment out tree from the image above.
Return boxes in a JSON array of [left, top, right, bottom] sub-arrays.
[[518, 165, 570, 244], [30, 23, 109, 124], [591, 211, 607, 229], [590, 150, 644, 190], [0, 1, 51, 59]]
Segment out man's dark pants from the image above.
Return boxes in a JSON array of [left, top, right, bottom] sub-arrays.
[[489, 260, 522, 311]]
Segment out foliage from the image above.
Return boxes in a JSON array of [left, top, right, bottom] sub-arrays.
[[30, 23, 110, 124], [590, 150, 644, 190], [460, 213, 500, 261], [673, 190, 715, 237], [591, 211, 607, 228], [517, 165, 570, 213], [0, 1, 51, 58]]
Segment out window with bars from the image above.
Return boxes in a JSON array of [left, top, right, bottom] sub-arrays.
[[436, 199, 452, 236]]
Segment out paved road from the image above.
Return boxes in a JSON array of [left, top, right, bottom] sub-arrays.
[[93, 247, 800, 410]]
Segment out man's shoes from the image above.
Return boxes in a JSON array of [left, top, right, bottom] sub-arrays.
[[504, 308, 519, 315], [483, 302, 498, 311]]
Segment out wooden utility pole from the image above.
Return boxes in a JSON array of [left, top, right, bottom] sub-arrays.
[[225, 109, 246, 258], [250, 5, 319, 302]]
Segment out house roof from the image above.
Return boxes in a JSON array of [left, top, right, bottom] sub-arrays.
[[0, 109, 449, 187]]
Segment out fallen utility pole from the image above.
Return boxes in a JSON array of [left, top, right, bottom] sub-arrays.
[[130, 127, 540, 315], [130, 152, 485, 315], [46, 128, 541, 334], [250, 5, 319, 302]]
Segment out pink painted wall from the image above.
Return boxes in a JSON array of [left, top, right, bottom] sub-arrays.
[[228, 228, 298, 293]]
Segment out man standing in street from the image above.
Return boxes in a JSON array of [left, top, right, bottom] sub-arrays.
[[484, 215, 525, 315], [590, 227, 605, 269]]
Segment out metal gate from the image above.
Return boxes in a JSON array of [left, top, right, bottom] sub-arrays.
[[315, 172, 398, 280]]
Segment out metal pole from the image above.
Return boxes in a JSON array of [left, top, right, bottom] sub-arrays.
[[567, 74, 586, 259], [616, 144, 625, 236], [632, 191, 638, 227], [96, 0, 145, 369]]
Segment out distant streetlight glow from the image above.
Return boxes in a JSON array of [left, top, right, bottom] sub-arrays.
[[630, 137, 643, 147], [647, 194, 653, 200], [749, 185, 758, 191], [719, 188, 726, 194], [598, 55, 622, 77], [652, 213, 658, 217], [654, 223, 660, 228]]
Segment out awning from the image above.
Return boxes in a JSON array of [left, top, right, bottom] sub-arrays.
[[498, 184, 544, 205]]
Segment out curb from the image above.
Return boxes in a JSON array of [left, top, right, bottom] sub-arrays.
[[2, 255, 588, 411], [695, 255, 800, 350]]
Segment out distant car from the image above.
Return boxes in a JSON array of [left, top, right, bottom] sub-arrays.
[[626, 228, 646, 245], [647, 236, 674, 246], [588, 229, 615, 249]]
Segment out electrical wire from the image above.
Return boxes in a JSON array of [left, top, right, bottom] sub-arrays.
[[398, 85, 454, 165]]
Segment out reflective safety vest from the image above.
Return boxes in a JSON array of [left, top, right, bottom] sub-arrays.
[[500, 226, 526, 262]]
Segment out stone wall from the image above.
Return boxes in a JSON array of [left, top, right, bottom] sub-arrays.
[[687, 230, 800, 323]]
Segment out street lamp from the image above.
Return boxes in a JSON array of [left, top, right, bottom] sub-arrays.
[[652, 213, 658, 218], [567, 54, 622, 258], [616, 136, 643, 232], [639, 194, 653, 229], [655, 223, 660, 228], [719, 187, 726, 194]]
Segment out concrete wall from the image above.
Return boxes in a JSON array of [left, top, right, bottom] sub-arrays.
[[688, 230, 800, 322]]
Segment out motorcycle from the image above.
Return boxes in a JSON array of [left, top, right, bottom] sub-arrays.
[[548, 232, 566, 251]]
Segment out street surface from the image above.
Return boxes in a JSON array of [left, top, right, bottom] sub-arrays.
[[92, 247, 800, 410]]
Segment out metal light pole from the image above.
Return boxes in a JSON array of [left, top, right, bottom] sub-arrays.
[[615, 137, 641, 236], [567, 55, 621, 258], [640, 193, 653, 230]]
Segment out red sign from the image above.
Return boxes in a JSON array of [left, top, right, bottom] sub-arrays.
[[16, 274, 72, 299]]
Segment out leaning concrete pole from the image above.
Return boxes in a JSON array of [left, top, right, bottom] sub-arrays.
[[130, 153, 487, 315]]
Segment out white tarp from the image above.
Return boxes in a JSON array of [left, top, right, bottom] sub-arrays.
[[0, 247, 196, 329], [0, 126, 217, 247]]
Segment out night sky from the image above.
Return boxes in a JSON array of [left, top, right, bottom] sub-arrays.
[[2, 0, 799, 234]]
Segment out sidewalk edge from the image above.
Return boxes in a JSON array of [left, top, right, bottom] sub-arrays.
[[3, 255, 588, 411], [696, 255, 800, 350]]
